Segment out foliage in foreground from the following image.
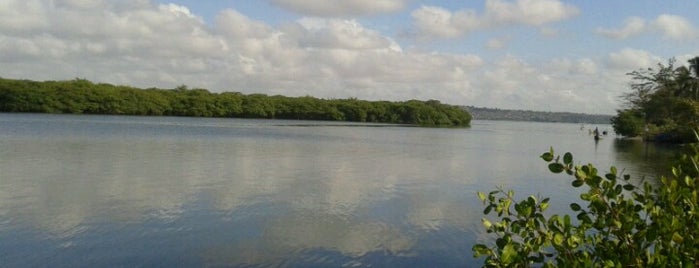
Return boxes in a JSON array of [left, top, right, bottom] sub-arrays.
[[473, 138, 699, 267], [0, 77, 471, 127]]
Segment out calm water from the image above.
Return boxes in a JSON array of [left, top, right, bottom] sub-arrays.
[[0, 114, 680, 267]]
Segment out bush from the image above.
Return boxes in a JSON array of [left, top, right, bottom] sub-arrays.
[[611, 109, 644, 137], [473, 139, 699, 267]]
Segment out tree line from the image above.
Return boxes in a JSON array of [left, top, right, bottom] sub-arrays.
[[0, 77, 471, 127], [612, 56, 699, 143], [465, 106, 612, 124]]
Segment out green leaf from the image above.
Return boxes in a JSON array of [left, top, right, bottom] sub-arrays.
[[501, 244, 517, 264], [540, 201, 550, 211], [604, 260, 615, 268], [570, 203, 582, 211], [563, 152, 573, 165], [553, 233, 564, 246], [605, 173, 616, 180], [496, 237, 508, 249], [477, 191, 486, 201], [684, 176, 693, 187], [572, 179, 584, 187], [672, 232, 684, 243], [541, 152, 554, 162], [472, 244, 491, 257], [482, 218, 493, 229], [549, 163, 565, 173], [575, 169, 587, 180], [623, 184, 635, 191]]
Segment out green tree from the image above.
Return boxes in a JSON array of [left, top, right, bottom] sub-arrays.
[[613, 57, 699, 142], [0, 77, 471, 127], [611, 109, 645, 137]]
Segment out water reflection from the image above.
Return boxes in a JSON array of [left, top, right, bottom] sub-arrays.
[[611, 138, 681, 178], [0, 115, 685, 266]]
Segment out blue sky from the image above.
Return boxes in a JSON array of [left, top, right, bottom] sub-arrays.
[[1, 0, 698, 114]]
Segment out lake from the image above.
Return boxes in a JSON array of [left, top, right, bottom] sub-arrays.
[[0, 113, 680, 267]]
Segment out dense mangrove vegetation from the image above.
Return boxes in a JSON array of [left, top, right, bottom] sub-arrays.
[[612, 56, 699, 143], [0, 77, 471, 127]]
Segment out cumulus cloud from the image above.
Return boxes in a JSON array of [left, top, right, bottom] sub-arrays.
[[269, 0, 407, 17], [295, 18, 395, 50], [596, 14, 696, 41], [652, 14, 697, 40], [0, 0, 655, 114], [469, 55, 626, 114], [484, 0, 579, 26], [411, 6, 482, 39], [0, 0, 489, 106], [412, 0, 579, 39], [596, 17, 646, 39], [608, 48, 662, 70]]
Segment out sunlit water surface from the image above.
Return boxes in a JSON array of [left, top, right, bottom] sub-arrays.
[[0, 114, 679, 267]]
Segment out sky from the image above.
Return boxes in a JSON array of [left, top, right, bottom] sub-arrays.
[[1, 0, 698, 114]]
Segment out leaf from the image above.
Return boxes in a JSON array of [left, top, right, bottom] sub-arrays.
[[604, 260, 615, 268], [549, 163, 565, 173], [540, 201, 550, 211], [477, 191, 486, 201], [672, 232, 684, 243], [623, 184, 635, 191], [572, 179, 584, 187], [553, 233, 565, 246], [570, 203, 582, 211], [501, 244, 517, 264], [563, 152, 573, 165], [575, 169, 587, 180], [541, 152, 554, 162], [684, 176, 693, 187], [605, 173, 616, 180], [472, 244, 491, 257], [482, 218, 493, 229]]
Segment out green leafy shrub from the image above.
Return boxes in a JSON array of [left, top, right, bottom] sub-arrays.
[[473, 141, 699, 267]]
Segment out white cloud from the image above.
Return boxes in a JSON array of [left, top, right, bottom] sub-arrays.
[[411, 6, 481, 39], [484, 0, 579, 26], [486, 36, 511, 49], [596, 17, 646, 39], [269, 0, 407, 17], [608, 48, 662, 70], [652, 14, 697, 40], [296, 19, 394, 50], [596, 14, 697, 41], [575, 58, 598, 75], [411, 0, 578, 39], [0, 0, 668, 114]]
